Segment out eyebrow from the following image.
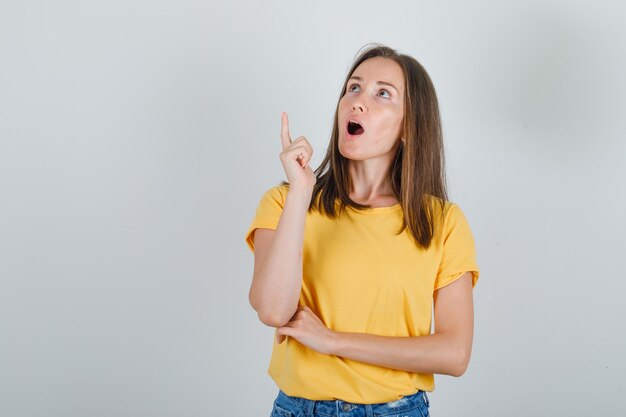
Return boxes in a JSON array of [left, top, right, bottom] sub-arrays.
[[348, 76, 399, 92]]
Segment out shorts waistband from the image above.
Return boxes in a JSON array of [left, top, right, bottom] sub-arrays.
[[276, 389, 430, 416]]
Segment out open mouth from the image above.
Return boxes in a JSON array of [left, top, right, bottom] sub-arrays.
[[347, 120, 364, 136]]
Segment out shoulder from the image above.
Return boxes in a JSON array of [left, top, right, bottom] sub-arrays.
[[444, 201, 465, 221], [424, 195, 460, 220], [424, 195, 472, 236], [259, 183, 290, 207]]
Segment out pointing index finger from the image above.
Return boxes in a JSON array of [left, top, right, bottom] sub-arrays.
[[281, 112, 292, 150]]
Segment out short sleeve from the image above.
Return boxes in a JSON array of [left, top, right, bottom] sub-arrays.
[[434, 203, 480, 290], [244, 185, 288, 252]]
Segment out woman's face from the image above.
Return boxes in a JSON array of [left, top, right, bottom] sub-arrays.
[[337, 57, 405, 163]]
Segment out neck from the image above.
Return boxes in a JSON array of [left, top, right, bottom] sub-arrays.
[[347, 155, 396, 203]]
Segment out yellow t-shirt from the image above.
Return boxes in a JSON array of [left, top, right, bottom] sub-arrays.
[[245, 184, 480, 404]]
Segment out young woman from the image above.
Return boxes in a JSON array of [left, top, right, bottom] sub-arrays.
[[245, 44, 480, 417]]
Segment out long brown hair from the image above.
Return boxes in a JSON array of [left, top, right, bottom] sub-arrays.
[[308, 44, 448, 249]]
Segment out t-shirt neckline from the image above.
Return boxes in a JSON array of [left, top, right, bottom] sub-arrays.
[[347, 202, 402, 215]]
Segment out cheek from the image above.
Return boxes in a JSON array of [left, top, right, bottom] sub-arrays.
[[338, 97, 350, 113], [388, 111, 404, 136], [379, 111, 403, 136]]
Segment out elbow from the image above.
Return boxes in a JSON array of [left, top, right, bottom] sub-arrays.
[[248, 282, 298, 327], [449, 364, 468, 378], [448, 348, 471, 377], [249, 295, 295, 328], [257, 311, 291, 328]]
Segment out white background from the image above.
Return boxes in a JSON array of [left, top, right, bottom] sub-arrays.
[[1, 1, 625, 416]]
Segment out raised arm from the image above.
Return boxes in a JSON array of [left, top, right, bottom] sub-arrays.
[[248, 113, 316, 328]]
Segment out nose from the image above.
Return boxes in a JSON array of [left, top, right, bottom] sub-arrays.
[[352, 103, 365, 112]]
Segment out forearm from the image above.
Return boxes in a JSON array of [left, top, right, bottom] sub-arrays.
[[329, 331, 470, 377], [251, 188, 312, 326]]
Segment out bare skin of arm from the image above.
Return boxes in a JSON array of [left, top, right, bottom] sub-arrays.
[[248, 113, 315, 328], [249, 188, 312, 327]]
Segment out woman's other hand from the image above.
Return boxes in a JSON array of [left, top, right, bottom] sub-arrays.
[[279, 112, 316, 192], [275, 306, 338, 355]]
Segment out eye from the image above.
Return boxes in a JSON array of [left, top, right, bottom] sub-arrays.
[[378, 89, 391, 98], [348, 83, 360, 92]]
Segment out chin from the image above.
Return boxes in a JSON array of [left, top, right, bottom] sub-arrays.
[[338, 142, 358, 161]]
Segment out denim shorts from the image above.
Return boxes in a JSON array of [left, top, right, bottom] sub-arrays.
[[270, 389, 430, 417]]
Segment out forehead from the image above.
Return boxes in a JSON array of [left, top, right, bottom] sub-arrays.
[[351, 57, 404, 91]]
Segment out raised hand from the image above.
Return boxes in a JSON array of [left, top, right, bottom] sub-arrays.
[[279, 112, 316, 191]]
